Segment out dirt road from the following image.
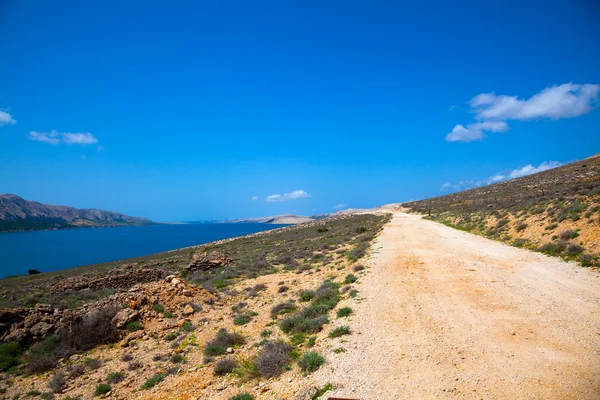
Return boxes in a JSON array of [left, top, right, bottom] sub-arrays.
[[315, 211, 600, 399]]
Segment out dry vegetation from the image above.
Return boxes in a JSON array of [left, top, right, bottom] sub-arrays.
[[404, 154, 600, 267], [0, 213, 390, 399]]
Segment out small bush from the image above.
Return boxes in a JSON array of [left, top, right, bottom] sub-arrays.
[[336, 307, 353, 318], [40, 393, 55, 400], [290, 332, 306, 346], [353, 265, 365, 272], [181, 321, 194, 332], [559, 230, 580, 240], [128, 361, 142, 371], [26, 335, 61, 374], [260, 329, 272, 338], [581, 253, 594, 267], [234, 360, 260, 381], [27, 390, 42, 396], [271, 302, 297, 318], [545, 223, 558, 231], [204, 329, 245, 356], [106, 372, 125, 384], [0, 342, 21, 372], [94, 383, 111, 396], [298, 290, 313, 302], [233, 314, 252, 326], [214, 358, 236, 376], [349, 289, 358, 298], [307, 336, 316, 348], [329, 325, 351, 338], [229, 394, 254, 400], [565, 243, 584, 256], [66, 363, 85, 378], [344, 274, 357, 284], [28, 269, 41, 275], [298, 351, 325, 373], [170, 354, 185, 364], [48, 371, 66, 393], [126, 321, 143, 332], [164, 333, 178, 341], [515, 223, 528, 232], [278, 285, 289, 293], [141, 373, 165, 390], [152, 304, 165, 313], [120, 353, 133, 362], [84, 358, 101, 370], [255, 341, 292, 378]]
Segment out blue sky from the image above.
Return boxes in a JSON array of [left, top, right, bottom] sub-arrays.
[[1, 0, 599, 221]]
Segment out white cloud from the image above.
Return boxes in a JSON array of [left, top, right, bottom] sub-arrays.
[[333, 203, 348, 210], [27, 130, 99, 145], [265, 190, 311, 202], [471, 83, 600, 121], [441, 161, 564, 192], [251, 196, 258, 201], [0, 110, 16, 126], [447, 83, 599, 142], [446, 121, 509, 142]]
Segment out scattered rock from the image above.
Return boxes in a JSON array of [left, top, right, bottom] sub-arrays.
[[183, 305, 195, 315], [295, 387, 317, 400], [186, 251, 233, 272]]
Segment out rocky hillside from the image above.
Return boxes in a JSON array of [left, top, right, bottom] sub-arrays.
[[0, 213, 390, 399], [0, 194, 156, 232], [403, 154, 600, 267]]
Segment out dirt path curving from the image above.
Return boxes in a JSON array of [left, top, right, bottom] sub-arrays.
[[315, 211, 600, 399]]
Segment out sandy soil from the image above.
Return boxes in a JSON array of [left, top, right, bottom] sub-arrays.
[[315, 211, 600, 399]]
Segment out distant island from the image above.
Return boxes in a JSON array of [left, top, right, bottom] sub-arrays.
[[0, 194, 157, 232]]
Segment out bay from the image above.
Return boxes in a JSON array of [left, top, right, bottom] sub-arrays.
[[0, 223, 285, 278]]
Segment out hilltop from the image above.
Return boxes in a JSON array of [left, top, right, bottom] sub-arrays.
[[0, 194, 156, 232], [403, 153, 600, 266]]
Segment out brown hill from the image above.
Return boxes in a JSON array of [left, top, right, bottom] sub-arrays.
[[0, 194, 156, 232], [403, 153, 600, 266]]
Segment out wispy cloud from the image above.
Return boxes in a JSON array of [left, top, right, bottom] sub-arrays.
[[441, 161, 564, 192], [333, 203, 348, 210], [27, 130, 99, 145], [0, 110, 16, 126], [251, 196, 258, 201], [265, 190, 311, 202], [446, 83, 600, 142]]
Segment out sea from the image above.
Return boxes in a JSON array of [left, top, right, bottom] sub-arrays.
[[0, 223, 286, 279]]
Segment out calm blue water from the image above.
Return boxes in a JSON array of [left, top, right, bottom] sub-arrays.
[[0, 223, 285, 278]]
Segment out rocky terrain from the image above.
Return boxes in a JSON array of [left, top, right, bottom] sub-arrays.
[[0, 194, 156, 232], [0, 213, 390, 399], [403, 154, 600, 267]]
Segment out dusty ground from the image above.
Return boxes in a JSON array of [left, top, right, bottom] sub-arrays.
[[315, 211, 600, 399]]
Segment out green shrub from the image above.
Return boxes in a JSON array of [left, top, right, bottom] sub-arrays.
[[204, 329, 245, 356], [229, 393, 254, 400], [344, 274, 357, 284], [126, 321, 143, 332], [84, 358, 101, 370], [559, 230, 579, 240], [170, 353, 185, 364], [106, 372, 125, 384], [336, 307, 353, 318], [260, 329, 272, 338], [307, 336, 316, 348], [26, 390, 42, 397], [254, 340, 293, 378], [298, 351, 325, 373], [26, 336, 61, 374], [0, 342, 21, 372], [328, 325, 351, 338], [234, 314, 252, 326], [515, 222, 527, 232], [214, 358, 236, 376], [270, 302, 297, 318], [152, 304, 165, 313], [290, 332, 306, 346], [141, 373, 165, 390], [298, 290, 313, 302], [164, 333, 177, 341], [94, 383, 111, 396], [48, 370, 66, 393], [181, 321, 194, 332]]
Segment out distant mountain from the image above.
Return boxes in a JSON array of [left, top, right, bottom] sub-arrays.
[[220, 214, 315, 225], [0, 194, 156, 232]]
